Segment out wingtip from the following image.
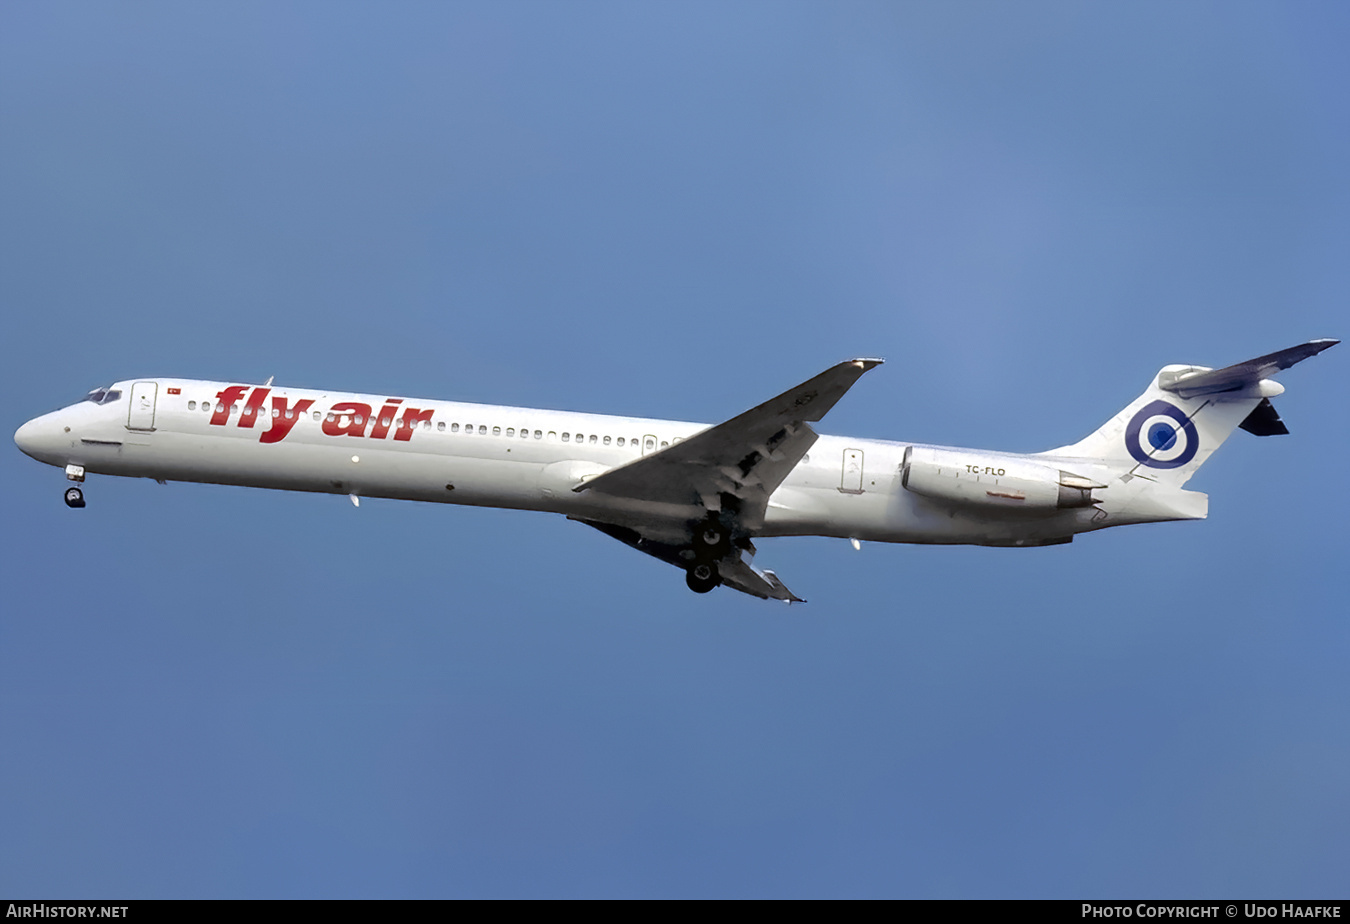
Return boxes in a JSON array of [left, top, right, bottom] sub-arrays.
[[849, 357, 885, 370]]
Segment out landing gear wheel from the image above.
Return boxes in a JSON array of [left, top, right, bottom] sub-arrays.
[[695, 518, 732, 558], [64, 486, 85, 509], [685, 562, 720, 594]]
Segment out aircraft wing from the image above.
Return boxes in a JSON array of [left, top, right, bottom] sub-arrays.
[[1160, 339, 1339, 399], [575, 358, 883, 531]]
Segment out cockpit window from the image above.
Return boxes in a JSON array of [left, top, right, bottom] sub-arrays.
[[83, 387, 122, 405]]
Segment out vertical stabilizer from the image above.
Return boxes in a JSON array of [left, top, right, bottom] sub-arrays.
[[1042, 340, 1336, 487]]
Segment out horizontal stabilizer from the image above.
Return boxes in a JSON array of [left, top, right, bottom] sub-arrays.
[[1160, 339, 1338, 398], [1238, 398, 1289, 437]]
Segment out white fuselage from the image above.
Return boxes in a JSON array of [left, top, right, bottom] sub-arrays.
[[14, 377, 1191, 549]]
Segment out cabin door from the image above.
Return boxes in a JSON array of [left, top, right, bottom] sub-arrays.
[[127, 381, 158, 431]]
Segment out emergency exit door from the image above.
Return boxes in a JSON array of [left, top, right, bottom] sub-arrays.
[[840, 448, 864, 494], [127, 381, 158, 431]]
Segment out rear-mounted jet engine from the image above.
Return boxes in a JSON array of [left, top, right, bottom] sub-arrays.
[[901, 446, 1103, 511]]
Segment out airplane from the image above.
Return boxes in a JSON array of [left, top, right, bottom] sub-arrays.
[[13, 339, 1337, 602]]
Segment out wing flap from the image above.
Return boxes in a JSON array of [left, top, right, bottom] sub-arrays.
[[717, 554, 804, 603], [574, 518, 805, 603]]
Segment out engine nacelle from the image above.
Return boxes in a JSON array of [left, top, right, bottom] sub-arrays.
[[901, 446, 1100, 511]]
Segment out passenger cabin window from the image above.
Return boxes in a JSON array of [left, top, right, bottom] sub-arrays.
[[188, 400, 196, 410], [491, 426, 499, 435], [438, 422, 446, 431], [604, 436, 612, 446]]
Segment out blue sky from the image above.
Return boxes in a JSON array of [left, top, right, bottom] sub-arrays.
[[1, 1, 1346, 898]]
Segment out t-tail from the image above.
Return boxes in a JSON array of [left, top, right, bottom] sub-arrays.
[[1044, 339, 1338, 490]]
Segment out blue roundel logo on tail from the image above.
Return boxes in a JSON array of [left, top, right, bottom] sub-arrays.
[[1125, 400, 1199, 469]]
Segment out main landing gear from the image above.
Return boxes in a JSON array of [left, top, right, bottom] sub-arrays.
[[685, 561, 720, 594], [683, 512, 732, 594], [695, 522, 731, 558], [64, 486, 85, 508]]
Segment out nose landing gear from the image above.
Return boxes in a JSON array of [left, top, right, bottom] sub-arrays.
[[63, 464, 86, 508]]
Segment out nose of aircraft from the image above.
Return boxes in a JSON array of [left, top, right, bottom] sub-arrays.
[[14, 414, 61, 461], [15, 418, 40, 457]]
